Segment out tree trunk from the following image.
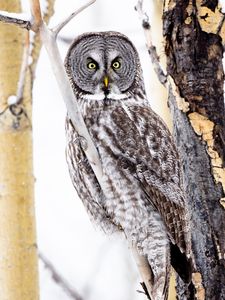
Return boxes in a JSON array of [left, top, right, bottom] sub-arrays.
[[0, 1, 39, 299], [162, 0, 225, 299]]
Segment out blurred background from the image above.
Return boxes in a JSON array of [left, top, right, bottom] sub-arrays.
[[22, 0, 169, 299]]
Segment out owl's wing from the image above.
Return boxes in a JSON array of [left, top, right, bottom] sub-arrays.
[[65, 119, 116, 233], [106, 104, 191, 256]]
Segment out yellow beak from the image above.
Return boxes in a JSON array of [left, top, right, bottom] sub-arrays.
[[103, 76, 109, 88]]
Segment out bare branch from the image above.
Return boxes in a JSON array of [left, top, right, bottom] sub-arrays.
[[52, 0, 96, 37], [8, 31, 30, 106], [40, 22, 103, 180], [135, 0, 167, 86], [12, 30, 30, 105], [31, 0, 103, 181], [131, 245, 153, 299], [0, 0, 103, 192], [0, 10, 31, 30], [29, 0, 42, 31], [39, 252, 84, 300], [30, 0, 56, 79]]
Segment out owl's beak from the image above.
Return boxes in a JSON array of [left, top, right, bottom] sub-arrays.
[[103, 76, 109, 88]]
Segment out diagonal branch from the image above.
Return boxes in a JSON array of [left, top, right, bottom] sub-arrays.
[[29, 0, 103, 182], [131, 245, 152, 300], [135, 0, 167, 86], [39, 252, 84, 300], [52, 0, 96, 37], [0, 10, 31, 29], [39, 22, 103, 179], [29, 0, 42, 30]]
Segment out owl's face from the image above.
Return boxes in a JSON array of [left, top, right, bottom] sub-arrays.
[[65, 32, 141, 99]]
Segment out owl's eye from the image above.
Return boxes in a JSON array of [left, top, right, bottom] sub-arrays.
[[87, 62, 97, 70], [112, 60, 121, 70]]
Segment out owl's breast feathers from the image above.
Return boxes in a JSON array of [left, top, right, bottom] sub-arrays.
[[66, 98, 192, 282]]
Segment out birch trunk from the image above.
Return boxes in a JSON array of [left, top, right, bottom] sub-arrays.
[[0, 1, 39, 299], [162, 0, 225, 299]]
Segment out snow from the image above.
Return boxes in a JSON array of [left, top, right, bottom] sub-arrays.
[[7, 95, 17, 105], [0, 10, 30, 21]]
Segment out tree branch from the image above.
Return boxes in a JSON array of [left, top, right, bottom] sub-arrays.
[[0, 10, 31, 30], [52, 0, 96, 37], [39, 252, 84, 300], [131, 245, 152, 300], [34, 0, 103, 182], [17, 30, 30, 102], [135, 0, 167, 86], [29, 0, 42, 31], [30, 0, 56, 79]]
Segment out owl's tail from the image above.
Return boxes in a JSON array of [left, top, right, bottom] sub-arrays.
[[170, 243, 193, 283], [170, 243, 196, 298]]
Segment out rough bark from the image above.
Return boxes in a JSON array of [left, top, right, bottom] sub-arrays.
[[163, 0, 225, 299]]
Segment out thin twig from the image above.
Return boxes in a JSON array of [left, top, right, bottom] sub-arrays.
[[0, 10, 31, 30], [135, 0, 167, 86], [39, 252, 84, 300], [52, 0, 96, 37], [131, 245, 153, 300], [29, 0, 42, 31], [12, 30, 30, 105]]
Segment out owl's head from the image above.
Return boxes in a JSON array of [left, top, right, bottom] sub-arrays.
[[64, 31, 144, 99]]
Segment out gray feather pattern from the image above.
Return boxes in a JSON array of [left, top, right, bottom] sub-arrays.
[[65, 31, 192, 300]]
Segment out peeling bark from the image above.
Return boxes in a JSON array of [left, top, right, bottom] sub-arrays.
[[163, 0, 225, 299]]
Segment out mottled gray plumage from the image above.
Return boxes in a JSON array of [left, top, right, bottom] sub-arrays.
[[64, 31, 192, 300]]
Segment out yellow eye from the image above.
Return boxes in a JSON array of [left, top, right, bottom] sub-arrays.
[[112, 61, 121, 69], [87, 62, 97, 69]]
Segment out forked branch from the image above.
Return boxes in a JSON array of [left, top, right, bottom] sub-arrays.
[[0, 10, 31, 29], [52, 0, 96, 36]]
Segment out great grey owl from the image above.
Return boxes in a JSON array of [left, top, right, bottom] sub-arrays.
[[64, 31, 192, 300]]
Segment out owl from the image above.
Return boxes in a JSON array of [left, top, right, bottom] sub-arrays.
[[64, 31, 192, 300]]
